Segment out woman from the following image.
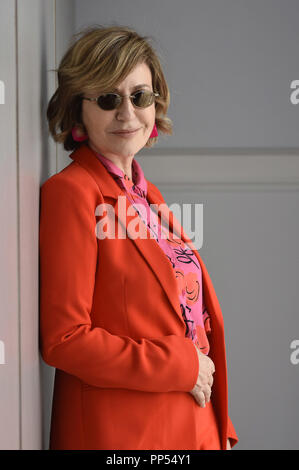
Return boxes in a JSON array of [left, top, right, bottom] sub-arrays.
[[39, 25, 238, 450]]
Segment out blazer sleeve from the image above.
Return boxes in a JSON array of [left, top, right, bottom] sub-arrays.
[[39, 174, 199, 392]]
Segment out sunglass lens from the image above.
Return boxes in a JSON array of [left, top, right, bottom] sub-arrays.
[[97, 94, 120, 110], [133, 91, 153, 107]]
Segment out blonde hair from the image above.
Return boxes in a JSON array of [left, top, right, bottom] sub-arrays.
[[47, 24, 173, 151]]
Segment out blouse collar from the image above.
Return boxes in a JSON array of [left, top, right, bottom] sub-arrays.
[[94, 151, 147, 198]]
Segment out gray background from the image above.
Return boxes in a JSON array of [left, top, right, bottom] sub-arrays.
[[0, 0, 298, 450], [75, 0, 299, 150]]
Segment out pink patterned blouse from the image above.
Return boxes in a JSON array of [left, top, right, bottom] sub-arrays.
[[94, 150, 211, 355]]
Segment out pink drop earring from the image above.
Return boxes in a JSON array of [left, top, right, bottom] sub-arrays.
[[150, 123, 158, 138], [72, 126, 88, 142]]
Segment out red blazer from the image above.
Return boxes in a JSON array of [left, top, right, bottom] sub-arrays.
[[39, 143, 238, 450]]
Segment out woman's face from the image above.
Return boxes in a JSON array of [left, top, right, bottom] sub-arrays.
[[81, 62, 156, 159]]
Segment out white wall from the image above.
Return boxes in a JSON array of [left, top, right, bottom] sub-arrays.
[[0, 0, 20, 450], [0, 0, 60, 450]]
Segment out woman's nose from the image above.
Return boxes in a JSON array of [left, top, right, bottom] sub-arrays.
[[116, 96, 136, 119]]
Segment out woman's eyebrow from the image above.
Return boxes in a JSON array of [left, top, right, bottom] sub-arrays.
[[112, 84, 151, 92]]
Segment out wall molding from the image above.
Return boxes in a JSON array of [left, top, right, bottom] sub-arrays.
[[137, 153, 299, 191]]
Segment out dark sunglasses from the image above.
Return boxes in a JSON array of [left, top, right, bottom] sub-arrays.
[[82, 90, 159, 110]]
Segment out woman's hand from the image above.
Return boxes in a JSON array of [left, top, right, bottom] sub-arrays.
[[226, 438, 232, 450], [189, 344, 215, 407]]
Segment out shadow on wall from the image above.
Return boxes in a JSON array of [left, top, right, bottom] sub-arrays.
[[40, 358, 55, 450]]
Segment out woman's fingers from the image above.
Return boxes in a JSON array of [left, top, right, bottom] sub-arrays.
[[192, 384, 212, 408], [189, 345, 215, 407], [204, 385, 211, 403], [196, 390, 206, 407]]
